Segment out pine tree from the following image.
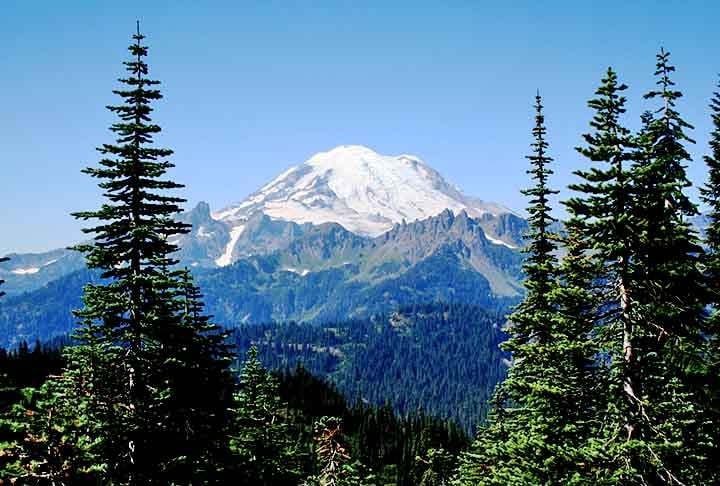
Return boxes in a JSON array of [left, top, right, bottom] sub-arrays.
[[68, 23, 192, 482], [698, 75, 720, 483], [612, 48, 708, 485], [4, 25, 236, 485], [509, 93, 560, 349], [563, 67, 640, 483], [701, 77, 720, 294], [229, 346, 304, 485], [456, 94, 598, 485], [414, 447, 456, 486], [149, 270, 236, 482]]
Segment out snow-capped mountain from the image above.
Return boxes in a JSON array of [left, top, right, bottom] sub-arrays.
[[0, 248, 85, 297], [1, 145, 526, 297], [211, 145, 518, 266], [1, 145, 530, 343]]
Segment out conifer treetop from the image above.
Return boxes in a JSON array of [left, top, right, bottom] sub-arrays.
[[72, 23, 189, 278], [517, 92, 559, 319], [701, 76, 720, 252]]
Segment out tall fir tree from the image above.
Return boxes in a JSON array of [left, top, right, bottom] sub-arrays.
[[69, 23, 191, 482], [700, 77, 720, 293], [564, 67, 639, 483], [456, 94, 599, 485], [149, 270, 236, 482], [700, 81, 720, 290], [698, 75, 720, 483], [4, 25, 236, 485], [616, 48, 708, 485]]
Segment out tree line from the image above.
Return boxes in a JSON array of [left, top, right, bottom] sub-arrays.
[[455, 51, 720, 484]]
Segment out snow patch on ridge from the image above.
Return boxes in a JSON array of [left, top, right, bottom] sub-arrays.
[[11, 267, 40, 275], [259, 166, 299, 193], [9, 258, 61, 275], [283, 267, 310, 276], [216, 225, 246, 267], [483, 233, 518, 249]]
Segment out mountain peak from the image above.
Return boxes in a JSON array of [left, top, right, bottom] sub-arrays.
[[305, 144, 425, 173], [309, 144, 381, 159], [211, 145, 516, 265]]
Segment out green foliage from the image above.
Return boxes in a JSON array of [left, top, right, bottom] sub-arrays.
[[0, 362, 108, 484], [275, 364, 468, 486], [233, 302, 508, 434], [698, 76, 720, 483], [228, 346, 305, 485], [459, 52, 718, 485], [5, 26, 720, 486], [563, 66, 641, 483], [1, 26, 237, 485], [701, 77, 720, 268], [414, 447, 457, 486], [1, 338, 466, 486], [65, 26, 194, 481], [0, 342, 70, 482], [456, 94, 601, 485], [606, 48, 709, 484]]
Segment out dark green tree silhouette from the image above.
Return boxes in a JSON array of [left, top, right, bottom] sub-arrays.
[[3, 25, 236, 485], [612, 47, 708, 485], [698, 75, 720, 483], [564, 67, 639, 483], [456, 94, 599, 485], [229, 346, 304, 485]]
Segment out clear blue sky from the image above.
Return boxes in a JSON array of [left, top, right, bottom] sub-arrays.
[[1, 0, 718, 254]]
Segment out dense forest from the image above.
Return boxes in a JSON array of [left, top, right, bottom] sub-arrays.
[[232, 302, 508, 435], [1, 26, 720, 485], [0, 341, 467, 485]]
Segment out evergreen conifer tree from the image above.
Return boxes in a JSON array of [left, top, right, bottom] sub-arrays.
[[563, 67, 640, 482], [456, 94, 598, 485], [303, 416, 374, 486], [612, 48, 708, 485], [4, 25, 236, 485], [229, 346, 304, 485], [68, 24, 188, 482], [0, 370, 104, 483], [414, 447, 456, 486], [148, 270, 236, 482], [698, 75, 720, 483], [701, 77, 720, 294]]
